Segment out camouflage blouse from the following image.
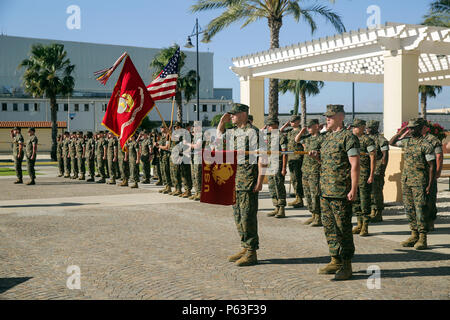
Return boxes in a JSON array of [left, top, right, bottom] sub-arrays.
[[358, 135, 376, 176], [12, 133, 24, 157], [127, 140, 139, 161], [397, 137, 435, 187], [85, 138, 95, 159], [286, 128, 304, 161], [300, 134, 324, 176], [231, 123, 260, 191], [368, 133, 389, 175], [26, 135, 38, 158], [319, 128, 360, 198]]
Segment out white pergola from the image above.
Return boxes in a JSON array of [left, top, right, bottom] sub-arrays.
[[231, 22, 450, 138]]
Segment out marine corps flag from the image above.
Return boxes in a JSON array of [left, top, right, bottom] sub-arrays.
[[100, 55, 155, 150], [200, 151, 237, 206]]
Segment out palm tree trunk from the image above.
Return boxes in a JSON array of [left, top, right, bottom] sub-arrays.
[[50, 96, 58, 161], [268, 18, 282, 120], [300, 90, 307, 128], [175, 91, 183, 123], [421, 92, 427, 119], [293, 81, 300, 115]]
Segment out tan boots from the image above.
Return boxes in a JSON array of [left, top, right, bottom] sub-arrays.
[[288, 196, 304, 208], [304, 215, 314, 225], [275, 207, 286, 219], [370, 209, 383, 223], [401, 230, 419, 247], [228, 248, 247, 262], [317, 257, 342, 274], [352, 218, 363, 234], [414, 233, 428, 250], [311, 214, 322, 227], [334, 260, 352, 280], [119, 179, 128, 187], [228, 248, 258, 266], [267, 207, 279, 217]]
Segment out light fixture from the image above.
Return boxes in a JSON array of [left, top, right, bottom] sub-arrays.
[[184, 36, 194, 48]]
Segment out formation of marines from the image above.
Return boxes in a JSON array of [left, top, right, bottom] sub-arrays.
[[10, 103, 444, 281]]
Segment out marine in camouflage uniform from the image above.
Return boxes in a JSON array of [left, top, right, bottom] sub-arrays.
[[151, 130, 163, 185], [350, 119, 376, 237], [11, 127, 24, 183], [118, 140, 130, 186], [76, 131, 86, 180], [106, 133, 118, 184], [56, 134, 64, 177], [188, 124, 203, 201], [127, 135, 140, 188], [316, 105, 360, 281], [139, 130, 151, 184], [169, 122, 184, 196], [84, 132, 96, 182], [366, 120, 389, 223], [423, 123, 443, 230], [219, 103, 263, 267], [95, 132, 107, 183], [25, 127, 38, 185], [69, 133, 79, 179], [179, 123, 193, 198], [265, 118, 288, 219], [297, 119, 324, 227], [62, 132, 71, 178], [158, 127, 173, 193], [283, 115, 304, 208], [390, 118, 435, 250]]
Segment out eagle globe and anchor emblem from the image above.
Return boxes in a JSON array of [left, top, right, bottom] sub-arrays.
[[211, 163, 234, 186], [117, 93, 135, 114]]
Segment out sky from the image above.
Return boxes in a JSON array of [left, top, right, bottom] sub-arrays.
[[0, 0, 448, 114]]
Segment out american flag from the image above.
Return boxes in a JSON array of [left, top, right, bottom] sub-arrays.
[[147, 47, 180, 101]]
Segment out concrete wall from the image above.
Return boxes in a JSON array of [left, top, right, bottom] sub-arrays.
[[0, 128, 66, 153]]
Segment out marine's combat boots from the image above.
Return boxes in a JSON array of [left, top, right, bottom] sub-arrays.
[[371, 209, 383, 223], [119, 179, 128, 187], [401, 230, 419, 247], [14, 179, 23, 184], [235, 250, 257, 267], [311, 213, 323, 227], [163, 186, 172, 194], [194, 193, 201, 201], [275, 206, 286, 219], [130, 182, 138, 188], [303, 214, 314, 225], [317, 257, 342, 274], [352, 217, 363, 234], [334, 260, 352, 281], [288, 195, 304, 208], [267, 207, 279, 217], [414, 233, 428, 250], [228, 248, 247, 262], [79, 174, 85, 180], [181, 190, 192, 198], [359, 221, 369, 237], [86, 176, 95, 182], [172, 189, 182, 196], [107, 178, 116, 185], [155, 180, 163, 186], [96, 178, 106, 183], [26, 180, 35, 185]]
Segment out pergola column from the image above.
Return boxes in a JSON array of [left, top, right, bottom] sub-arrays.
[[383, 50, 420, 139], [240, 76, 265, 128]]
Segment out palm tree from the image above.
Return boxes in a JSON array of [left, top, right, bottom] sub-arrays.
[[279, 79, 323, 127], [419, 85, 443, 119], [191, 0, 345, 120], [423, 0, 449, 27], [150, 45, 198, 123], [19, 43, 75, 161]]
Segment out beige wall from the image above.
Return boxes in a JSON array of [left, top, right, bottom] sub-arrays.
[[0, 128, 65, 153]]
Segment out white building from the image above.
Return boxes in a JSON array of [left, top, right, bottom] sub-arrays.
[[0, 35, 233, 131]]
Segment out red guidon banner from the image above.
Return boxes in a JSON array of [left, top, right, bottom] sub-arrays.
[[200, 151, 237, 206]]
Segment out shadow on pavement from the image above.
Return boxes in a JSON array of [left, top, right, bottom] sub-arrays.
[[0, 202, 98, 209], [0, 277, 32, 294]]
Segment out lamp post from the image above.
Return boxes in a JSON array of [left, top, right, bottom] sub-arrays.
[[184, 18, 204, 122]]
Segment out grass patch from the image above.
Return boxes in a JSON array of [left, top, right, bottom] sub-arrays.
[[0, 168, 42, 176]]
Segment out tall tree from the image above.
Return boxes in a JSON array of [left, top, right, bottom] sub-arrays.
[[150, 45, 198, 123], [423, 0, 450, 27], [191, 0, 345, 120], [279, 79, 323, 127], [419, 85, 443, 119], [19, 43, 75, 161]]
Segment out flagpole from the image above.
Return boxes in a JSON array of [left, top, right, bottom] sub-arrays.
[[170, 96, 175, 128], [153, 104, 168, 129]]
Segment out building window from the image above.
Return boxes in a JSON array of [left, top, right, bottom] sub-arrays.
[[102, 103, 107, 112], [84, 104, 89, 112], [221, 104, 226, 112], [56, 104, 60, 112], [1, 103, 7, 111], [64, 103, 69, 112], [13, 103, 18, 111], [212, 105, 216, 112], [193, 105, 197, 112], [202, 104, 207, 112], [74, 104, 79, 112], [34, 103, 40, 112], [24, 103, 29, 112]]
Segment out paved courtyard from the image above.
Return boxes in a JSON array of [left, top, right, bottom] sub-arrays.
[[0, 164, 449, 300]]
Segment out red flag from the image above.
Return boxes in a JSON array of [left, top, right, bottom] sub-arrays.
[[200, 151, 237, 206], [102, 56, 155, 149]]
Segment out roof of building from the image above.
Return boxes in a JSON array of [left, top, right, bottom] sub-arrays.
[[0, 121, 67, 128]]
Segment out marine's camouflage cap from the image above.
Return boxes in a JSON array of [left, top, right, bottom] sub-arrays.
[[367, 120, 380, 129], [323, 104, 345, 117], [228, 103, 249, 114], [349, 118, 366, 128], [306, 118, 320, 127], [407, 118, 426, 128], [28, 127, 35, 132], [290, 115, 301, 122], [265, 117, 279, 126]]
